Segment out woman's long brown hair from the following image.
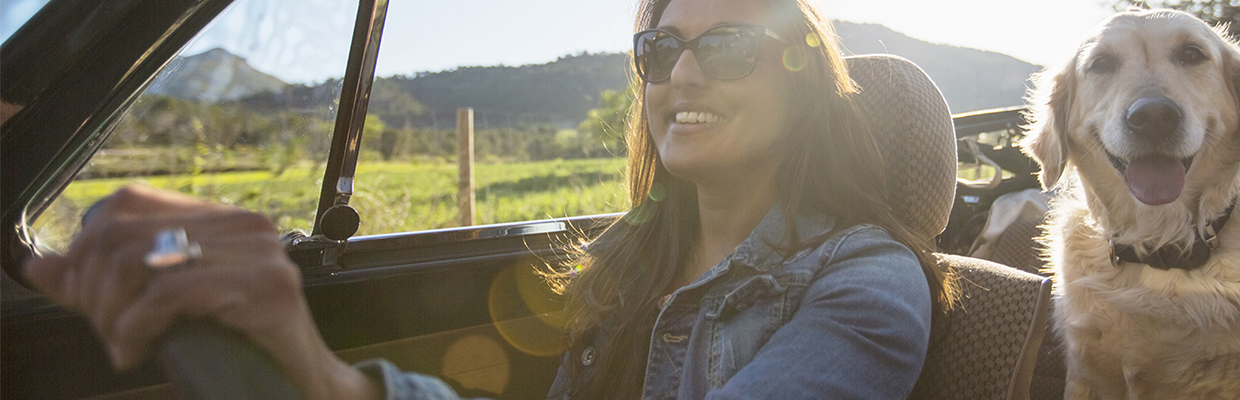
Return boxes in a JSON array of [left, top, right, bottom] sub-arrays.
[[543, 0, 958, 398]]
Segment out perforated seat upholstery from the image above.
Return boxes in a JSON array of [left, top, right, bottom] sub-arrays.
[[992, 217, 1067, 400], [844, 55, 1053, 400], [913, 254, 1052, 400]]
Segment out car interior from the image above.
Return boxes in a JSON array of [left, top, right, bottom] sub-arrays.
[[1, 0, 1063, 399]]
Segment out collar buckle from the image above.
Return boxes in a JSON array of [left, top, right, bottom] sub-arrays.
[[1204, 225, 1221, 250], [1108, 200, 1235, 271]]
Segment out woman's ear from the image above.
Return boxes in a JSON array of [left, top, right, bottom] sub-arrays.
[[1020, 54, 1076, 190]]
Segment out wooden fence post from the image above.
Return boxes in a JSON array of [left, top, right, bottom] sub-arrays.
[[457, 108, 475, 226]]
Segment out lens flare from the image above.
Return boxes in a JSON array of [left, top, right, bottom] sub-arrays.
[[648, 181, 667, 202], [805, 33, 821, 48], [624, 202, 656, 225], [782, 46, 808, 72], [487, 263, 569, 357], [441, 335, 510, 394]]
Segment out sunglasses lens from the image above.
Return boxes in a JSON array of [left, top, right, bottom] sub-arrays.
[[634, 26, 764, 82], [695, 27, 760, 80], [636, 31, 680, 82]]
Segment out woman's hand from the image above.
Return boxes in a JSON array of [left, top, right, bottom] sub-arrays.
[[22, 185, 379, 400]]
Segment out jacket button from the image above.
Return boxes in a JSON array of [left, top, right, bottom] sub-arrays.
[[581, 346, 596, 366], [658, 294, 673, 309]]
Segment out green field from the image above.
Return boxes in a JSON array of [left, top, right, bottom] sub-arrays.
[[33, 158, 628, 252]]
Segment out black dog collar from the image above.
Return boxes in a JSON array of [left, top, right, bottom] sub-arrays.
[[1110, 202, 1235, 271]]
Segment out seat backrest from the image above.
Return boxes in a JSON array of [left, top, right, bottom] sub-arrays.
[[913, 254, 1052, 400], [844, 55, 1052, 400], [845, 55, 958, 242]]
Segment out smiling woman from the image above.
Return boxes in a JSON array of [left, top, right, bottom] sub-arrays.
[[542, 0, 958, 398]]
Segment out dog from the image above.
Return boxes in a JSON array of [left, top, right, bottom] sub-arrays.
[[1020, 8, 1240, 400]]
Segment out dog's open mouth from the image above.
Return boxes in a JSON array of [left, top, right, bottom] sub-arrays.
[[1107, 152, 1193, 205]]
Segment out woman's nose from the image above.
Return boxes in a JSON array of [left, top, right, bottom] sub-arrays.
[[667, 49, 709, 87]]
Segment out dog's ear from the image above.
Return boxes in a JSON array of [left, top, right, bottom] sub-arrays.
[[1021, 53, 1075, 190], [1223, 33, 1240, 113]]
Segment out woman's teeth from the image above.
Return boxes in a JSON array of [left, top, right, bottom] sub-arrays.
[[675, 111, 722, 124]]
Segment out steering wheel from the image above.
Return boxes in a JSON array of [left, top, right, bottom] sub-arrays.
[[157, 320, 302, 400]]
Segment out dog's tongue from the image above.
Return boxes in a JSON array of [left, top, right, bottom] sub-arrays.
[[1124, 155, 1185, 205]]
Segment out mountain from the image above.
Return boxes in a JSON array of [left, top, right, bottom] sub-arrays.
[[148, 48, 287, 103], [834, 21, 1041, 113], [174, 22, 1043, 127], [376, 21, 1038, 127]]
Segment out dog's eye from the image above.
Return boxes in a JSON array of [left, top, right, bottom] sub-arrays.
[[1088, 56, 1116, 74], [1175, 45, 1208, 66]]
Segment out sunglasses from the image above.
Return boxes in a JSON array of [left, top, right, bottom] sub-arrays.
[[633, 24, 786, 83]]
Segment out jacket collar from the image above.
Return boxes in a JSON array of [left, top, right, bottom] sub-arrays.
[[730, 202, 835, 272]]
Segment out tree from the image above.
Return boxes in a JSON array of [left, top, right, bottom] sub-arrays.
[[577, 85, 636, 157], [368, 81, 425, 129], [1111, 0, 1240, 37]]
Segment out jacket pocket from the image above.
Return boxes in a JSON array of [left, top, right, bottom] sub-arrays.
[[703, 273, 807, 387]]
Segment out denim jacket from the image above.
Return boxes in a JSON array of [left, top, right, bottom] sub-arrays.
[[357, 204, 932, 400]]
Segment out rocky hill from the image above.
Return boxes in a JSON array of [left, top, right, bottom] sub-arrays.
[[147, 48, 287, 103]]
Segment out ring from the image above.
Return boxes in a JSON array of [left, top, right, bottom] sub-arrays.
[[144, 228, 201, 269]]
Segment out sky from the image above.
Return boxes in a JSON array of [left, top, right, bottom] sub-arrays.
[[2, 0, 1119, 84]]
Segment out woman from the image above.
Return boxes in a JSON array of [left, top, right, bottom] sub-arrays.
[[23, 0, 955, 398]]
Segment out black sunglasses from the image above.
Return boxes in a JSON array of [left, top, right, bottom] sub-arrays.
[[633, 24, 786, 83]]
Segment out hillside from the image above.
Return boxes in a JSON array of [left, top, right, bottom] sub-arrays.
[[148, 48, 287, 103], [834, 21, 1040, 113], [368, 21, 1040, 123], [156, 22, 1042, 127], [380, 53, 631, 129]]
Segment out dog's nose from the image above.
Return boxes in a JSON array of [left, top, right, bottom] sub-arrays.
[[1126, 96, 1181, 138]]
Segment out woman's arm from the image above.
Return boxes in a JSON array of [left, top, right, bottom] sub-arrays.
[[23, 186, 384, 400], [708, 227, 932, 399]]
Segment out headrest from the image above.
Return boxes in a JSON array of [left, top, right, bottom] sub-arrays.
[[844, 55, 957, 241]]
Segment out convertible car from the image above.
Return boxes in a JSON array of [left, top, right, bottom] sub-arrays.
[[1, 0, 1059, 399]]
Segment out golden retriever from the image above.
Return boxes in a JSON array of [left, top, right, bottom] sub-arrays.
[[1020, 8, 1240, 400]]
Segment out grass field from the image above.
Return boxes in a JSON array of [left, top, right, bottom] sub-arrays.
[[33, 158, 628, 251]]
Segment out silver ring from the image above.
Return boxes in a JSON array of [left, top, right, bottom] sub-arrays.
[[144, 228, 201, 269]]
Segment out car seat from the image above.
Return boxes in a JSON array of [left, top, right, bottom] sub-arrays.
[[843, 54, 1053, 400]]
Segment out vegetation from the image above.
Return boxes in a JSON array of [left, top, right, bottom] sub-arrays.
[[1111, 1, 1240, 37], [35, 68, 636, 252], [377, 53, 632, 129], [35, 158, 627, 252], [577, 85, 636, 158]]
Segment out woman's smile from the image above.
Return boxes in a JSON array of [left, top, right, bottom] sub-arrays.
[[674, 111, 724, 124], [668, 103, 728, 135]]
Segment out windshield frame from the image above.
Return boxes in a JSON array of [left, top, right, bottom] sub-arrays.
[[0, 0, 239, 280]]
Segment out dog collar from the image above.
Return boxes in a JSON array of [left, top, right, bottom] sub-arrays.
[[1110, 202, 1236, 271]]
